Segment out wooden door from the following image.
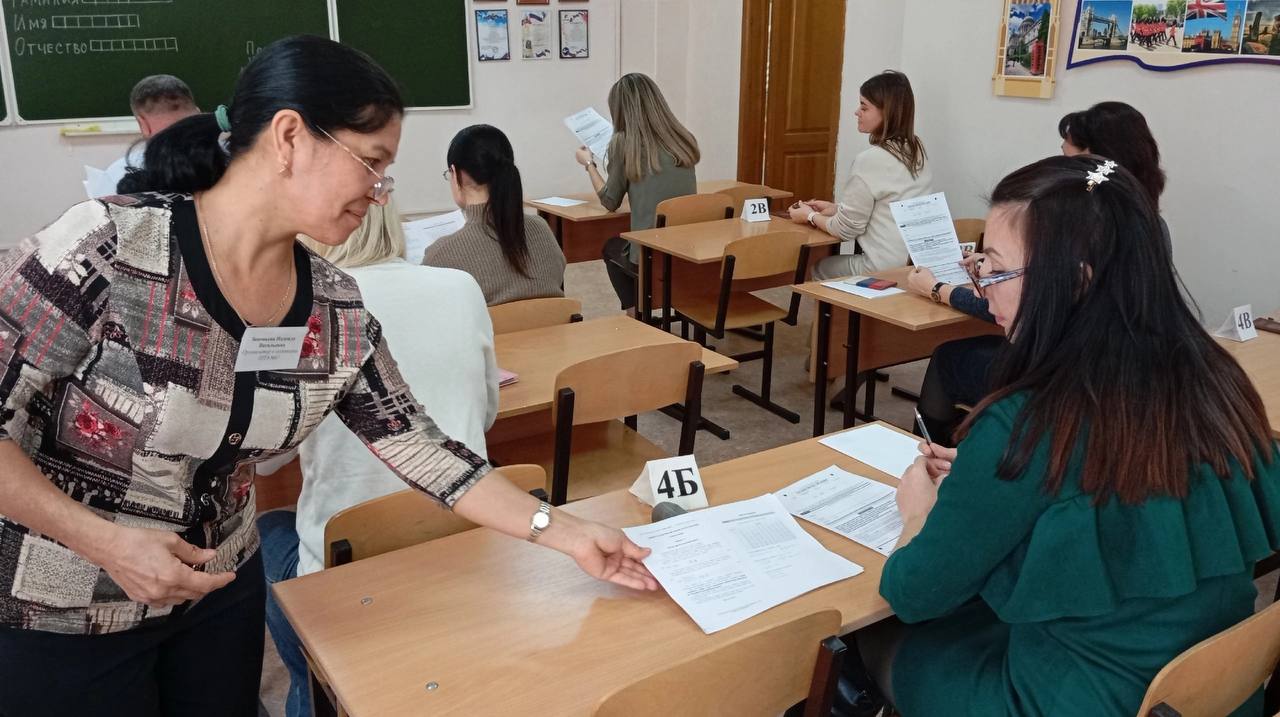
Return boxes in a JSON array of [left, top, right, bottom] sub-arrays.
[[738, 0, 847, 202]]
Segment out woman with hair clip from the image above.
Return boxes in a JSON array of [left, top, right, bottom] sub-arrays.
[[788, 70, 933, 280], [260, 195, 499, 717], [0, 35, 655, 717], [842, 155, 1280, 716], [424, 124, 566, 305], [575, 72, 699, 310], [906, 100, 1171, 443]]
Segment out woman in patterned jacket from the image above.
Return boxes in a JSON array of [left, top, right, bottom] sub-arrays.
[[0, 36, 656, 717]]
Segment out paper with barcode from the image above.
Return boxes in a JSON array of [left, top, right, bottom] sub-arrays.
[[778, 466, 902, 556], [623, 493, 862, 633]]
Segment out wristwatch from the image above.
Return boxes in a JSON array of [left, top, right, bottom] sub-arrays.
[[806, 211, 818, 227], [527, 501, 552, 543], [930, 281, 946, 304]]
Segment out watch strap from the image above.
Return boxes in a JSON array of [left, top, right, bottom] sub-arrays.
[[527, 501, 552, 543], [930, 281, 946, 304]]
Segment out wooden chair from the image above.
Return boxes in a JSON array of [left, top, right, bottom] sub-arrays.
[[714, 183, 776, 216], [672, 231, 810, 423], [594, 610, 845, 717], [1138, 599, 1280, 717], [953, 217, 986, 252], [309, 464, 546, 717], [488, 297, 583, 335], [323, 464, 548, 568], [488, 342, 705, 506], [654, 193, 736, 228]]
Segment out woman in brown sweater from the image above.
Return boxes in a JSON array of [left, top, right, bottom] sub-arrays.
[[424, 124, 566, 306]]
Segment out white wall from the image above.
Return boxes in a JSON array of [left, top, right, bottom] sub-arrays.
[[893, 0, 1280, 321], [834, 0, 906, 190], [0, 1, 625, 243]]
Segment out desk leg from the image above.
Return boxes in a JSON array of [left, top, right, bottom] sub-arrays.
[[639, 246, 654, 323], [812, 300, 832, 437], [310, 667, 338, 717], [661, 253, 673, 332], [843, 309, 861, 429]]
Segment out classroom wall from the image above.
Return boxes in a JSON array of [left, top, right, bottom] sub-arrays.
[[892, 0, 1280, 322], [0, 1, 626, 243]]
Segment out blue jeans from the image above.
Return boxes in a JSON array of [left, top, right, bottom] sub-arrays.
[[258, 510, 311, 717]]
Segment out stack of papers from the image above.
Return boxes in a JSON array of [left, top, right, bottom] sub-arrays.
[[778, 466, 903, 556], [497, 369, 519, 388], [818, 423, 922, 479], [822, 277, 906, 299], [623, 494, 862, 634], [402, 210, 466, 262]]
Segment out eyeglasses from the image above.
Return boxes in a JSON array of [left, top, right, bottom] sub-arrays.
[[965, 258, 1025, 299], [441, 167, 452, 182], [315, 126, 395, 203]]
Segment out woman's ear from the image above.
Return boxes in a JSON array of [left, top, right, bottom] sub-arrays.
[[268, 109, 307, 174]]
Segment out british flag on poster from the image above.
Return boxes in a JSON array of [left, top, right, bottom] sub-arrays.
[[1186, 0, 1228, 20]]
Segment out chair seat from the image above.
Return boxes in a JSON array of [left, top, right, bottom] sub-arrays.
[[673, 291, 788, 332], [488, 420, 669, 503]]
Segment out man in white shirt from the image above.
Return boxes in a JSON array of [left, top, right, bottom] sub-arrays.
[[92, 75, 199, 197]]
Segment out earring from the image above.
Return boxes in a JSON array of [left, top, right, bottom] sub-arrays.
[[278, 161, 290, 176]]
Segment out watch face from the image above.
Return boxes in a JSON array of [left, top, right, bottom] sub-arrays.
[[532, 511, 551, 530]]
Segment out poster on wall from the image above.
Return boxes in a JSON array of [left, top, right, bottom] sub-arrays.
[[994, 2, 1061, 97], [475, 9, 511, 62], [1067, 0, 1280, 70], [522, 11, 553, 59], [559, 9, 589, 59]]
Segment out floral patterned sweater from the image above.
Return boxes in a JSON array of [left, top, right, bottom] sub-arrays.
[[0, 193, 489, 634]]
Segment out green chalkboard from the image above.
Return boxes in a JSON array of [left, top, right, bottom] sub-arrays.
[[335, 0, 471, 109], [3, 0, 329, 122]]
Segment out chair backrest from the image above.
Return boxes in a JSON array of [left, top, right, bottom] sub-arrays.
[[594, 610, 842, 717], [724, 231, 808, 282], [953, 218, 986, 251], [714, 183, 775, 215], [655, 194, 735, 228], [323, 464, 546, 568], [1137, 599, 1280, 717], [553, 342, 703, 426], [488, 297, 583, 335]]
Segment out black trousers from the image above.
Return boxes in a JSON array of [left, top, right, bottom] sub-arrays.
[[0, 551, 265, 717], [918, 335, 1005, 445], [602, 235, 639, 311]]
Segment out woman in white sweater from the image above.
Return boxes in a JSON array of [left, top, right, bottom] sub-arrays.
[[789, 70, 933, 279], [258, 198, 500, 717]]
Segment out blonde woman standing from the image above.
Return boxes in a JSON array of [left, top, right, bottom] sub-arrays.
[[575, 73, 699, 309], [789, 70, 933, 279]]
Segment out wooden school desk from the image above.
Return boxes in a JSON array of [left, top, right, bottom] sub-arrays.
[[274, 423, 905, 717], [1217, 328, 1280, 439], [793, 267, 1005, 437], [486, 315, 738, 446], [623, 217, 837, 331], [525, 180, 794, 263]]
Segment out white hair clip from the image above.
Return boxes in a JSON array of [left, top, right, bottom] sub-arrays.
[[1085, 159, 1118, 192]]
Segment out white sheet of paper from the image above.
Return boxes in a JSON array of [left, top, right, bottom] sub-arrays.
[[822, 278, 906, 299], [83, 165, 117, 199], [234, 326, 309, 373], [564, 107, 613, 162], [890, 193, 969, 286], [530, 196, 588, 208], [402, 210, 465, 262], [778, 466, 903, 556], [819, 424, 921, 480], [623, 494, 862, 634]]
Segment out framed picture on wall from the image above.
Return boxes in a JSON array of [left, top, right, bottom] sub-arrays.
[[993, 1, 1061, 98], [516, 0, 551, 5], [559, 9, 589, 58], [475, 9, 511, 62]]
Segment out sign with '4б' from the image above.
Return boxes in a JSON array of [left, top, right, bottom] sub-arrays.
[[630, 455, 709, 511]]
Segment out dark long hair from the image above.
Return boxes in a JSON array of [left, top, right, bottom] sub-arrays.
[[447, 124, 530, 276], [1058, 102, 1165, 209], [957, 155, 1273, 504], [860, 71, 926, 178], [118, 35, 403, 194]]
